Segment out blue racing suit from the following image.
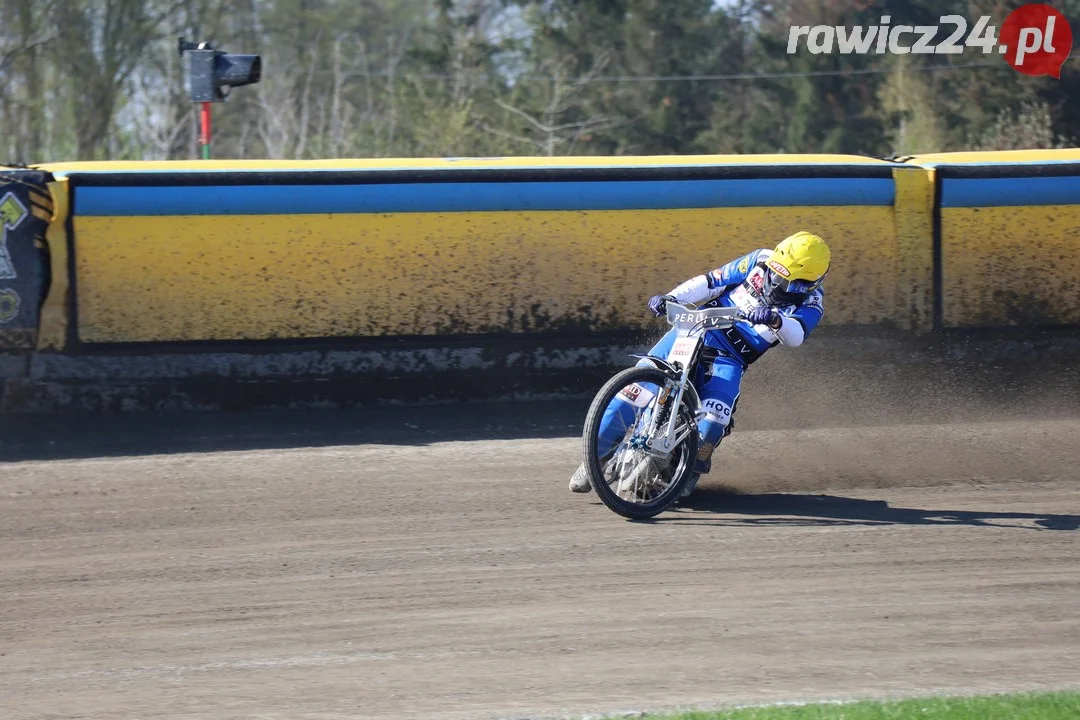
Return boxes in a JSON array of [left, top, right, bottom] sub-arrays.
[[596, 247, 825, 473]]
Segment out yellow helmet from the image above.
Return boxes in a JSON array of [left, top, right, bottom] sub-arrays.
[[762, 231, 831, 303]]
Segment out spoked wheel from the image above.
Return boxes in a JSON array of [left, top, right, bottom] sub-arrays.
[[582, 366, 699, 519]]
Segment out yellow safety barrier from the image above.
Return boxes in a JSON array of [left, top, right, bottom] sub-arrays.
[[33, 150, 1080, 349], [907, 150, 1080, 329], [39, 154, 912, 345]]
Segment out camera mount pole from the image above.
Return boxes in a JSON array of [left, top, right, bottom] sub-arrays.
[[199, 102, 212, 159], [179, 36, 260, 159]]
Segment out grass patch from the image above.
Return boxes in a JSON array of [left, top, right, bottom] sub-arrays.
[[627, 691, 1080, 720]]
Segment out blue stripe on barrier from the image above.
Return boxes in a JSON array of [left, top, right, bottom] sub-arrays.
[[76, 178, 895, 216], [941, 176, 1080, 207], [920, 159, 1080, 168]]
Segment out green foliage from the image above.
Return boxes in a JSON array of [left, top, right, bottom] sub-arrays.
[[0, 0, 1077, 161], [625, 691, 1080, 720], [973, 100, 1074, 151], [877, 57, 945, 156]]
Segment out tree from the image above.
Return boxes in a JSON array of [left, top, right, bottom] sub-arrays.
[[55, 0, 181, 160], [1, 0, 1077, 162], [974, 100, 1073, 151], [0, 0, 58, 163], [876, 57, 945, 156]]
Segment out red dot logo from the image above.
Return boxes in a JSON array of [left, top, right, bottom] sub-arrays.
[[1000, 4, 1073, 78]]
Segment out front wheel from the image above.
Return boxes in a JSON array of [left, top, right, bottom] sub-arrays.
[[582, 365, 699, 519]]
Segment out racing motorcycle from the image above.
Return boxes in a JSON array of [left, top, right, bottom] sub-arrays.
[[581, 301, 747, 519]]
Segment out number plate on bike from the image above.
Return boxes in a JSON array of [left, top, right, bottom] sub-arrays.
[[668, 338, 696, 368]]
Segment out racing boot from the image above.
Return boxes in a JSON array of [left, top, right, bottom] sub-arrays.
[[681, 442, 715, 498], [681, 473, 701, 499], [568, 462, 592, 493], [682, 416, 734, 499], [617, 453, 662, 497]]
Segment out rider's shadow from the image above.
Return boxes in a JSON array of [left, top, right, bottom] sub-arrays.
[[660, 487, 1080, 531]]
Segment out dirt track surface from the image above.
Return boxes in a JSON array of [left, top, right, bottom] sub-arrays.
[[2, 403, 1080, 720]]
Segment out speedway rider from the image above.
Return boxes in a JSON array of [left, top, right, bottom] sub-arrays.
[[569, 231, 831, 498]]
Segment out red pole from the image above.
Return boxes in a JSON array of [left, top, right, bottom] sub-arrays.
[[199, 102, 212, 159]]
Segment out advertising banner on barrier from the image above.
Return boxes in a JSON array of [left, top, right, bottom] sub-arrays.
[[0, 169, 52, 350]]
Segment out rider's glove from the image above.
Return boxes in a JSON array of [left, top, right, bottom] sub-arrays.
[[746, 306, 782, 329], [648, 294, 675, 317]]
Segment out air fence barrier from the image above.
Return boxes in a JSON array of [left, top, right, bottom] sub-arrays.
[[0, 151, 1076, 413], [904, 150, 1080, 330]]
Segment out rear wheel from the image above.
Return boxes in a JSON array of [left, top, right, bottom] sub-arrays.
[[582, 366, 699, 519]]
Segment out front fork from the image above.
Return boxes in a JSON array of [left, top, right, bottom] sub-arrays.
[[645, 364, 697, 456]]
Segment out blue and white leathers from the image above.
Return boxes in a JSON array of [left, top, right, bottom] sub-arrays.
[[595, 248, 825, 470]]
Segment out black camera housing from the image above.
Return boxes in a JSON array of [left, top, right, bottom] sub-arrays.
[[179, 37, 261, 102]]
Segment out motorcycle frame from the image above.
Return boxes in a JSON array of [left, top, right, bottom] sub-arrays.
[[630, 303, 743, 457]]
